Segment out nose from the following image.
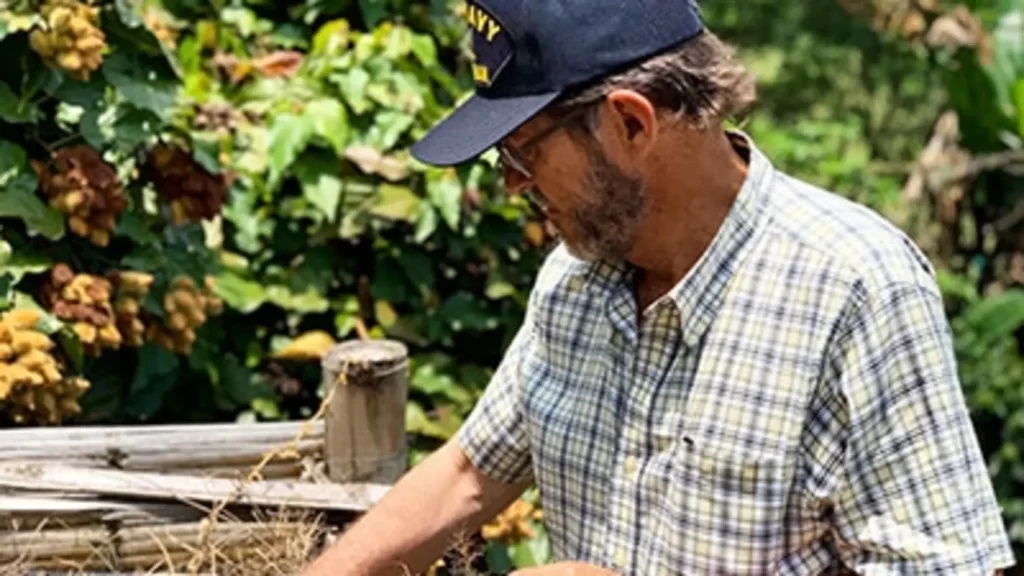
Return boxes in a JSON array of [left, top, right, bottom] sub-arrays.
[[502, 164, 533, 196]]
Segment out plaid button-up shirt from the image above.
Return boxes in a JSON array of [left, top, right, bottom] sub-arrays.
[[457, 132, 1016, 575]]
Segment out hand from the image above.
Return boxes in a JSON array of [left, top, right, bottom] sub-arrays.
[[510, 561, 619, 576]]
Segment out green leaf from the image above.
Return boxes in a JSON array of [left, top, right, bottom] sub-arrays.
[[312, 19, 351, 56], [1014, 77, 1024, 138], [10, 291, 63, 334], [410, 34, 438, 67], [102, 52, 178, 121], [0, 172, 66, 240], [358, 0, 388, 28], [333, 68, 372, 114], [0, 80, 40, 123], [486, 281, 517, 300], [0, 250, 52, 284], [0, 140, 26, 175], [266, 284, 330, 313], [267, 112, 314, 188], [508, 523, 552, 567], [128, 344, 180, 420], [80, 107, 106, 149], [175, 131, 216, 174], [427, 171, 462, 230], [213, 271, 268, 313], [113, 106, 161, 151], [115, 0, 144, 27], [294, 151, 343, 221], [962, 289, 1024, 347], [413, 204, 438, 243], [370, 184, 421, 222], [0, 10, 40, 40], [383, 25, 413, 59], [367, 110, 414, 151], [116, 210, 160, 245], [405, 401, 451, 439], [21, 67, 62, 101], [51, 74, 107, 107], [304, 97, 349, 155]]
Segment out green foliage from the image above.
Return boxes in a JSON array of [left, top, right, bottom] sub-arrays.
[[2, 0, 1024, 569]]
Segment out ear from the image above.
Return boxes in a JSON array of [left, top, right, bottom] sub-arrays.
[[600, 89, 658, 160]]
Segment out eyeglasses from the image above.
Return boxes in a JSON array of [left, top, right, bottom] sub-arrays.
[[495, 104, 594, 180]]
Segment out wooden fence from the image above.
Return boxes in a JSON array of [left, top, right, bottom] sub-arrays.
[[0, 339, 410, 575]]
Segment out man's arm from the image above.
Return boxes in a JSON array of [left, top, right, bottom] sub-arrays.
[[822, 280, 1016, 574], [302, 437, 530, 576], [304, 310, 540, 575]]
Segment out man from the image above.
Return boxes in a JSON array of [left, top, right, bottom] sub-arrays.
[[304, 0, 1017, 574]]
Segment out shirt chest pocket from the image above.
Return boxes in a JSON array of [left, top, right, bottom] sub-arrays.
[[654, 439, 793, 574]]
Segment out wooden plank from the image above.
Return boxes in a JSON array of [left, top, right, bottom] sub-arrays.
[[0, 420, 323, 445], [0, 462, 390, 512], [3, 424, 324, 463], [0, 495, 205, 528]]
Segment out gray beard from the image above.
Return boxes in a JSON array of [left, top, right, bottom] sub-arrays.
[[564, 147, 647, 264]]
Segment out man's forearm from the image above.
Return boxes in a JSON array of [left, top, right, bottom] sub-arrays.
[[302, 438, 529, 576]]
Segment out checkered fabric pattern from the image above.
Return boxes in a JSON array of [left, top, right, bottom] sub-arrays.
[[457, 131, 1017, 575]]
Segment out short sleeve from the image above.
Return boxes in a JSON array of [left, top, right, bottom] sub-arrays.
[[455, 306, 536, 485], [824, 281, 1016, 574]]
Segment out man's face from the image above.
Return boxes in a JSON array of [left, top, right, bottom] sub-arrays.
[[499, 111, 647, 263]]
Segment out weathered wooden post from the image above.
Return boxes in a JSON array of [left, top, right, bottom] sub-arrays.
[[321, 339, 409, 484]]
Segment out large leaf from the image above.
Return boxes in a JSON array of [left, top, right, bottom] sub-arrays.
[[358, 0, 388, 28], [127, 344, 180, 420], [265, 284, 330, 313], [0, 171, 65, 240], [427, 170, 463, 230], [370, 184, 421, 222], [304, 97, 349, 155], [293, 151, 343, 221], [50, 74, 107, 107], [213, 271, 268, 313], [961, 289, 1024, 345], [333, 68, 371, 114], [267, 112, 314, 188], [0, 79, 40, 123], [0, 140, 26, 175], [102, 52, 178, 121], [0, 250, 52, 283]]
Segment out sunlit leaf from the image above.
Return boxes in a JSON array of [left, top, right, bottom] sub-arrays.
[[333, 68, 372, 114], [427, 170, 462, 230], [304, 97, 349, 154], [214, 271, 268, 313], [370, 184, 421, 222], [410, 34, 438, 67], [375, 299, 398, 327], [267, 112, 314, 188], [344, 144, 410, 181]]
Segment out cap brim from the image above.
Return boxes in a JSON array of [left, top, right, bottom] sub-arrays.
[[411, 90, 561, 167]]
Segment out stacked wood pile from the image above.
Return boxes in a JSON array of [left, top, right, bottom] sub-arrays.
[[0, 340, 409, 575]]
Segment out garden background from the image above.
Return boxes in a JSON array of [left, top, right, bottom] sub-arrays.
[[0, 0, 1022, 571]]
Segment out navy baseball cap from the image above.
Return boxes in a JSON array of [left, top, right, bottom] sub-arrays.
[[410, 0, 705, 167]]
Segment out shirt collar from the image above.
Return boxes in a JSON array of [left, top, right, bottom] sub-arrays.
[[579, 130, 775, 348]]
